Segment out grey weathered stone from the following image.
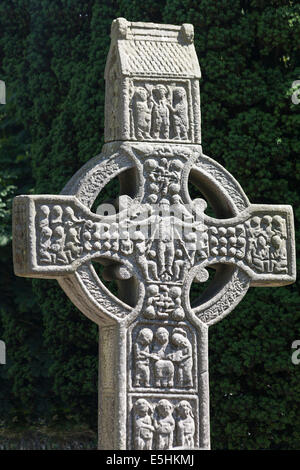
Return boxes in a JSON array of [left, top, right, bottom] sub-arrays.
[[0, 80, 5, 105], [12, 19, 296, 450]]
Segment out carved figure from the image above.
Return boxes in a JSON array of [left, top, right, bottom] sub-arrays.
[[174, 249, 185, 280], [132, 87, 153, 139], [65, 225, 82, 262], [39, 225, 52, 263], [39, 205, 50, 229], [120, 230, 133, 255], [251, 234, 270, 273], [156, 199, 175, 279], [147, 249, 159, 280], [270, 235, 288, 273], [134, 328, 153, 387], [152, 85, 170, 139], [168, 286, 184, 321], [133, 399, 154, 450], [51, 226, 69, 264], [154, 399, 175, 450], [152, 328, 174, 387], [51, 205, 63, 224], [170, 87, 188, 140], [133, 228, 151, 280], [144, 284, 159, 319], [272, 215, 287, 238], [64, 206, 83, 225], [169, 328, 193, 388], [176, 400, 195, 448]]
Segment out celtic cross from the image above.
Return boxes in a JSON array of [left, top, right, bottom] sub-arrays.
[[12, 19, 296, 450]]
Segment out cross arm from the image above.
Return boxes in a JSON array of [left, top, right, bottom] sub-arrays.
[[12, 194, 131, 279], [203, 204, 296, 287]]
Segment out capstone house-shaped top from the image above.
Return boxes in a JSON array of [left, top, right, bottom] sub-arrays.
[[104, 18, 202, 144]]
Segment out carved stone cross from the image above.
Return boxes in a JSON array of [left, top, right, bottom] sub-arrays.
[[12, 19, 296, 450]]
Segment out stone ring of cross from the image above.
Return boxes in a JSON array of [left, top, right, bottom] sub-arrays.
[[12, 18, 296, 450]]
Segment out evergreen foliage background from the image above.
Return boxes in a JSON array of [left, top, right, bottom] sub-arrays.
[[0, 0, 299, 449]]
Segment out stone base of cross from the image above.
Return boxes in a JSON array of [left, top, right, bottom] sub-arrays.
[[12, 20, 296, 450]]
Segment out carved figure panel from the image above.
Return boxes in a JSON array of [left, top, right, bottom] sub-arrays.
[[131, 397, 197, 450], [34, 198, 291, 285], [129, 81, 191, 142], [131, 324, 196, 391], [206, 214, 289, 275], [245, 215, 288, 274]]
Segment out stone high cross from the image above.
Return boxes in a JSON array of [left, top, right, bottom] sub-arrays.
[[12, 19, 296, 450]]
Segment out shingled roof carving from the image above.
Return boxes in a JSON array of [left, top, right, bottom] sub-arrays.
[[105, 18, 201, 78]]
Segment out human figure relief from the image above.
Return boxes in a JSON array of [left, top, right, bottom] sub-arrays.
[[154, 400, 175, 450], [51, 205, 63, 225], [82, 220, 94, 252], [184, 230, 197, 266], [64, 225, 82, 262], [120, 230, 133, 255], [174, 249, 185, 280], [133, 399, 154, 450], [131, 87, 153, 140], [169, 87, 188, 140], [168, 286, 185, 321], [51, 226, 69, 264], [270, 235, 288, 274], [39, 205, 50, 229], [132, 228, 151, 280], [144, 158, 160, 197], [147, 249, 159, 281], [64, 206, 84, 225], [152, 85, 170, 139], [39, 225, 52, 263], [169, 328, 193, 388], [134, 328, 153, 387], [144, 284, 160, 319], [246, 216, 261, 260], [251, 234, 270, 273], [272, 215, 287, 239], [62, 206, 84, 262], [156, 199, 175, 279], [176, 401, 195, 448], [152, 328, 174, 388], [260, 215, 274, 243]]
